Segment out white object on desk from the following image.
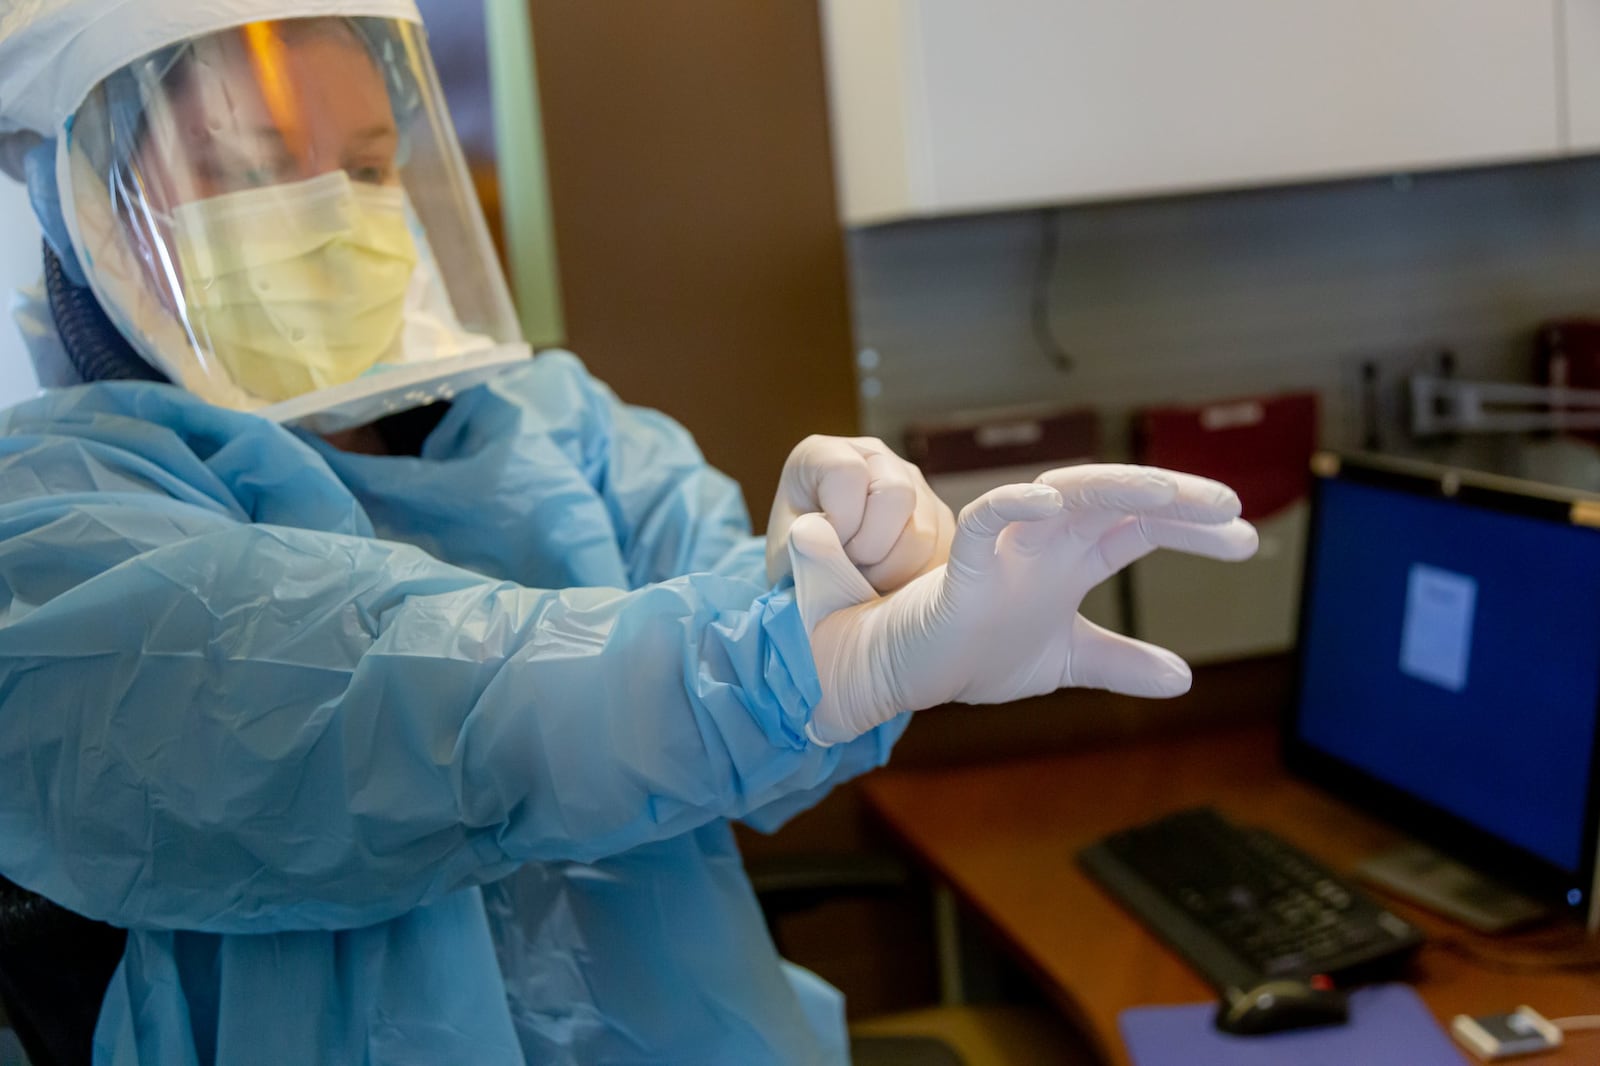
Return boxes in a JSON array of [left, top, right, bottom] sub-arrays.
[[1452, 1005, 1563, 1061]]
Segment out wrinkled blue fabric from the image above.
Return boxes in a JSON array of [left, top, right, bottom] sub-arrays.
[[0, 351, 908, 1064], [23, 138, 85, 285]]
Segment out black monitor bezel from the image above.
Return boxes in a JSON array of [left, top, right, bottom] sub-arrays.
[[1281, 452, 1600, 923]]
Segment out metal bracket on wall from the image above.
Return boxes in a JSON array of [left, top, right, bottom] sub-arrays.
[[1410, 375, 1600, 438]]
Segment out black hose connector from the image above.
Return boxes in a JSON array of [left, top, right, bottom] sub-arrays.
[[42, 239, 169, 386]]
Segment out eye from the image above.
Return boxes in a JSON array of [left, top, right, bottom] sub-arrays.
[[202, 160, 293, 193], [348, 163, 394, 186]]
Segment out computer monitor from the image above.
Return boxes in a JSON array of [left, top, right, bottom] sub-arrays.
[[1282, 452, 1600, 930]]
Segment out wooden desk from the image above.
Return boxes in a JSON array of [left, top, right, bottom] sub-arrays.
[[862, 723, 1600, 1066]]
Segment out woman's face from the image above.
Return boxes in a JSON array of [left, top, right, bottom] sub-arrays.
[[133, 20, 401, 213]]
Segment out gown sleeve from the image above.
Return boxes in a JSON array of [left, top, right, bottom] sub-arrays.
[[0, 381, 902, 935], [487, 351, 767, 588], [501, 354, 909, 832]]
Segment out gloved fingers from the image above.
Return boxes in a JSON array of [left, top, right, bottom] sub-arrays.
[[859, 468, 957, 591], [859, 511, 934, 591], [788, 435, 871, 544], [1160, 471, 1244, 523], [768, 435, 942, 587], [1009, 466, 1245, 555], [1155, 516, 1259, 560], [1034, 464, 1179, 513], [1034, 465, 1242, 523], [1006, 465, 1180, 553], [767, 436, 865, 583], [812, 438, 876, 544], [788, 512, 880, 632], [1089, 515, 1261, 581], [1066, 616, 1193, 698], [1005, 506, 1119, 555], [845, 450, 919, 567], [948, 482, 1065, 578]]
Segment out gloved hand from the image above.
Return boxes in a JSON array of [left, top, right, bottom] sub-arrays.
[[766, 435, 955, 593], [788, 464, 1260, 746]]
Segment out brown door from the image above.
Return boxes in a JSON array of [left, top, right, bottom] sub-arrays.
[[529, 0, 861, 520]]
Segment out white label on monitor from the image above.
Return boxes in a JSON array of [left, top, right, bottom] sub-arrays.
[[1400, 563, 1478, 692]]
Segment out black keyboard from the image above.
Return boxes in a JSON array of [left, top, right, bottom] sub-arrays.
[[1077, 807, 1424, 992]]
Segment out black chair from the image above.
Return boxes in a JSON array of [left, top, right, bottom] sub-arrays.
[[0, 877, 125, 1066], [748, 855, 1102, 1066]]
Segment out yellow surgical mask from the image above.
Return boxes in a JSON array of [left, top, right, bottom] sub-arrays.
[[168, 171, 420, 402]]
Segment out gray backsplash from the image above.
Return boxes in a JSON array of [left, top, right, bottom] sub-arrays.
[[845, 156, 1600, 472]]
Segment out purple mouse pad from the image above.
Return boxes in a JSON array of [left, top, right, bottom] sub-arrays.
[[1119, 983, 1470, 1066]]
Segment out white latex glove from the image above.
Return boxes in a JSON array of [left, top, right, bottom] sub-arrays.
[[788, 464, 1260, 746], [766, 435, 955, 593]]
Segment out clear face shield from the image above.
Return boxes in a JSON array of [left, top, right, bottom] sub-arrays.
[[58, 16, 528, 430]]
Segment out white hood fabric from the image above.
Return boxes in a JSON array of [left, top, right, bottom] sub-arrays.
[[2, 0, 531, 430], [0, 0, 422, 179]]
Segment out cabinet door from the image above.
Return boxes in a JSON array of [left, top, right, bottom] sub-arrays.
[[1564, 0, 1600, 152], [829, 0, 1562, 223]]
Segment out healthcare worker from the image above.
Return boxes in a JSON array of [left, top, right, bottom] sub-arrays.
[[0, 2, 1258, 1064]]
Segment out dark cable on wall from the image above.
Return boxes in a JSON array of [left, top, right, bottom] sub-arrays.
[[1032, 208, 1075, 374]]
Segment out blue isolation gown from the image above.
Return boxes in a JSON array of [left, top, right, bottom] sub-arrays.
[[0, 351, 908, 1065]]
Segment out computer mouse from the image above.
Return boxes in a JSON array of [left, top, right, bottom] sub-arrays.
[[1213, 979, 1350, 1035]]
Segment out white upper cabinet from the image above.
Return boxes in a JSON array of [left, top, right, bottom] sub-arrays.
[[822, 1, 1568, 226], [1564, 1, 1600, 153]]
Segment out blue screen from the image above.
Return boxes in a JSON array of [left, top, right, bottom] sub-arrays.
[[1298, 478, 1600, 873]]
